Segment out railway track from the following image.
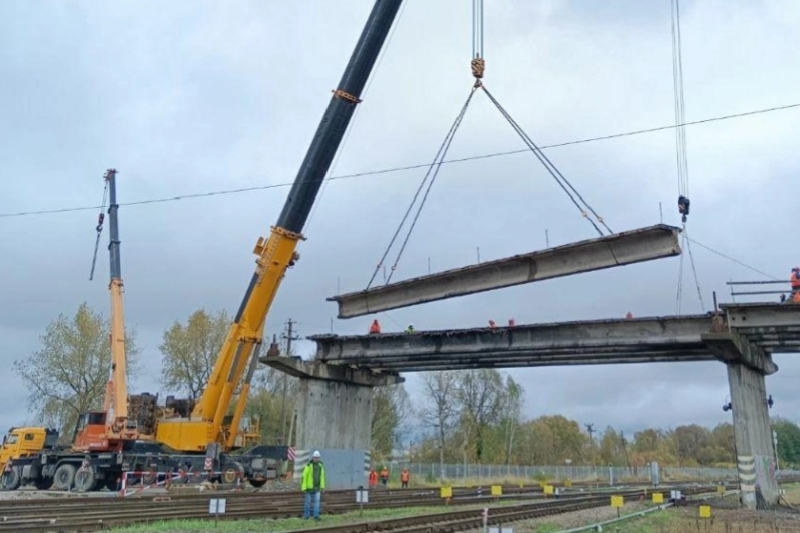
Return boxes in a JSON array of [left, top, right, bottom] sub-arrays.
[[0, 483, 735, 532], [250, 485, 740, 533]]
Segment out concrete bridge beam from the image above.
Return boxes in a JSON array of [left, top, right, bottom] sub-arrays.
[[328, 224, 681, 318]]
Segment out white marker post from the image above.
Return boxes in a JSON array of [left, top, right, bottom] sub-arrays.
[[356, 487, 369, 515], [208, 497, 227, 527]]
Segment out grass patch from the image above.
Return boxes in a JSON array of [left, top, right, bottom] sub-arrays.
[[109, 501, 520, 533]]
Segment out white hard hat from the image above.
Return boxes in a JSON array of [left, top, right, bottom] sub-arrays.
[[312, 450, 321, 458]]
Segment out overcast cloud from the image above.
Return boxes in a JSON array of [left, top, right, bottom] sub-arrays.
[[1, 0, 799, 443]]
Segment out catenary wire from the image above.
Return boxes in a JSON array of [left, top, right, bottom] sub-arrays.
[[2, 101, 797, 220]]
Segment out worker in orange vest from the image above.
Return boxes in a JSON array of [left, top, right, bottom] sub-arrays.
[[369, 319, 381, 334], [625, 312, 633, 319], [400, 468, 410, 488], [368, 467, 378, 488], [787, 268, 800, 303], [380, 466, 389, 486]]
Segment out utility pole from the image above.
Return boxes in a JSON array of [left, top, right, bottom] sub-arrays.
[[585, 423, 595, 442], [585, 423, 597, 487], [280, 318, 300, 443]]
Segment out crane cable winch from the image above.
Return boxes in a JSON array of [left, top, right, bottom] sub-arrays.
[[670, 0, 704, 313], [89, 177, 110, 281], [367, 0, 610, 289]]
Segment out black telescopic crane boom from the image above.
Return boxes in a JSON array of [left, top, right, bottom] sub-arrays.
[[276, 0, 403, 233]]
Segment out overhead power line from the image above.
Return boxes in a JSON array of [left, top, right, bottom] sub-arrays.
[[1, 101, 798, 220]]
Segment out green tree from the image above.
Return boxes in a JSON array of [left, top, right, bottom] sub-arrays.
[[13, 302, 140, 438], [501, 375, 524, 465], [159, 309, 230, 398], [371, 384, 411, 459], [773, 418, 800, 467], [416, 371, 460, 479], [456, 369, 506, 462]]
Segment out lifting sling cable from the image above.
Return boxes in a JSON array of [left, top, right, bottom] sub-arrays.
[[368, 0, 611, 287], [470, 0, 610, 237], [670, 0, 704, 313], [89, 178, 110, 281], [366, 86, 479, 289], [384, 88, 478, 285], [366, 0, 483, 289], [479, 86, 611, 237]]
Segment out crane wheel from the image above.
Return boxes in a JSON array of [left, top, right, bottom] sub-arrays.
[[1, 467, 21, 491], [74, 466, 99, 493], [53, 463, 77, 491]]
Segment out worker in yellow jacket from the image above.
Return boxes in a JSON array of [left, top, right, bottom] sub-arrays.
[[301, 450, 325, 520]]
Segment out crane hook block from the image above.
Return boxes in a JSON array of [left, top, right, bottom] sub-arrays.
[[678, 195, 690, 222]]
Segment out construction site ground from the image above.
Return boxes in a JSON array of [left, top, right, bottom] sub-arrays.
[[99, 485, 800, 533]]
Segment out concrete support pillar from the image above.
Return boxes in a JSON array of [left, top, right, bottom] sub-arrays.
[[727, 363, 778, 509], [294, 379, 373, 450]]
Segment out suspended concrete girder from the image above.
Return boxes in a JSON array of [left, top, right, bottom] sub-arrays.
[[328, 224, 682, 319]]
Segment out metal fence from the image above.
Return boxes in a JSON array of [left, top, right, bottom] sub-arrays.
[[402, 462, 740, 482]]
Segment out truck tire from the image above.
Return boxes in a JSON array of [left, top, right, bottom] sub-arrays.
[[221, 462, 244, 485], [53, 463, 77, 491], [105, 475, 120, 491], [248, 478, 268, 488], [1, 467, 21, 491], [74, 466, 98, 493]]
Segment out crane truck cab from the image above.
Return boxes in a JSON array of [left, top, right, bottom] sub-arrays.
[[1, 427, 59, 490]]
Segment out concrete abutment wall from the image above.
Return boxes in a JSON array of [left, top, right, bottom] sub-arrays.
[[727, 362, 778, 509]]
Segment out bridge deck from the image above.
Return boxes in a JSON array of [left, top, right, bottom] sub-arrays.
[[308, 304, 800, 373]]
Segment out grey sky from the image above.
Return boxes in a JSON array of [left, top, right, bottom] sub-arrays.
[[1, 0, 799, 444]]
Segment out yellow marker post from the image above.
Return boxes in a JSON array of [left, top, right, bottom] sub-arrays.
[[564, 479, 572, 488], [491, 485, 502, 498], [440, 486, 452, 505], [652, 493, 664, 504], [717, 484, 725, 498], [544, 484, 554, 496], [699, 505, 711, 518], [611, 495, 624, 518]]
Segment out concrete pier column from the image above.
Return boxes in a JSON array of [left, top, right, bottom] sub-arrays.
[[259, 354, 402, 489], [727, 362, 778, 509], [294, 379, 373, 450]]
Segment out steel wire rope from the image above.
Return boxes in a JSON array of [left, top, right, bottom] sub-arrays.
[[384, 88, 479, 286], [365, 86, 479, 289], [2, 102, 798, 221], [669, 0, 704, 313], [479, 85, 610, 237], [88, 179, 110, 281]]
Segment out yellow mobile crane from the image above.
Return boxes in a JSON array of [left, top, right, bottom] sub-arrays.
[[154, 0, 404, 457]]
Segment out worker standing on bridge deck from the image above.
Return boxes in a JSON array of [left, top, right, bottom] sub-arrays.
[[791, 268, 800, 303], [405, 324, 415, 333], [369, 319, 381, 334], [301, 451, 325, 520]]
